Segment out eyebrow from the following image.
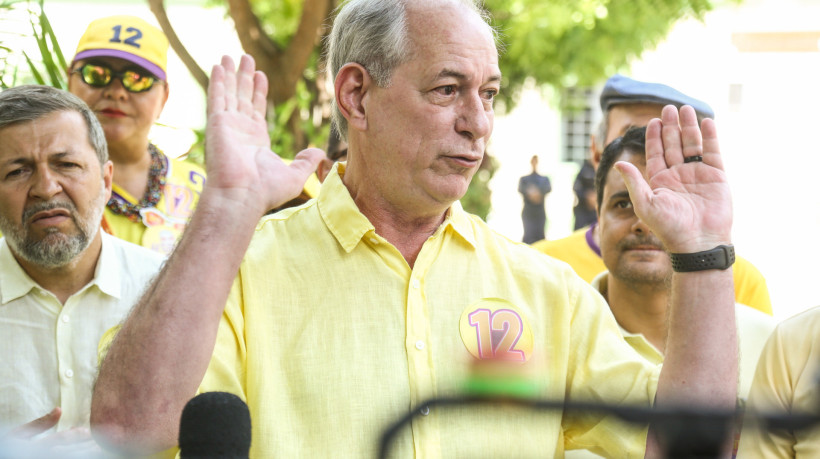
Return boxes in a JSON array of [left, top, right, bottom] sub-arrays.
[[607, 190, 631, 202], [1, 151, 75, 167], [436, 68, 502, 84]]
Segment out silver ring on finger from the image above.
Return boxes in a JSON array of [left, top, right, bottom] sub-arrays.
[[683, 155, 703, 163]]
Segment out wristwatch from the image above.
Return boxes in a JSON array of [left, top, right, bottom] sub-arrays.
[[670, 245, 735, 272]]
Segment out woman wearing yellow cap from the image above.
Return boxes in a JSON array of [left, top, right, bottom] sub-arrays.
[[67, 15, 205, 256]]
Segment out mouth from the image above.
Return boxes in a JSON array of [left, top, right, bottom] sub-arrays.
[[625, 245, 664, 251], [29, 209, 72, 227], [442, 153, 483, 169], [99, 108, 127, 118]]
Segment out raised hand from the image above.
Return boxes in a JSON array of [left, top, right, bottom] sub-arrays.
[[204, 54, 324, 218], [615, 105, 732, 253]]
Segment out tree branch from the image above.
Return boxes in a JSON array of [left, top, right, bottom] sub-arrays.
[[147, 0, 209, 92], [226, 0, 280, 61]]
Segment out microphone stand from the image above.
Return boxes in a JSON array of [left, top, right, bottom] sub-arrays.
[[377, 394, 820, 459]]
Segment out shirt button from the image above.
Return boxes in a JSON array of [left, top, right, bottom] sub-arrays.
[[65, 369, 74, 378], [420, 406, 430, 416], [415, 340, 425, 350], [61, 315, 70, 323], [411, 279, 420, 289], [369, 237, 379, 245]]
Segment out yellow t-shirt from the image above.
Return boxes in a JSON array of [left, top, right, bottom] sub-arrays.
[[104, 153, 205, 256], [197, 163, 661, 457], [738, 307, 820, 458], [532, 225, 773, 315]]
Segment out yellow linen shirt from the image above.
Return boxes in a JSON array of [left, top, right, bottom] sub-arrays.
[[738, 307, 820, 458], [532, 226, 773, 315], [197, 164, 661, 458]]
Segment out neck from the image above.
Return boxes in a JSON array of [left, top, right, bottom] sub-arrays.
[[604, 273, 669, 354], [342, 160, 449, 268], [13, 231, 104, 304], [108, 142, 154, 200]]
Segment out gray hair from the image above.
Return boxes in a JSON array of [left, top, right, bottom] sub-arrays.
[[327, 0, 494, 139], [0, 85, 108, 165]]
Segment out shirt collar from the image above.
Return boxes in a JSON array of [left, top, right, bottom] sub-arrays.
[[94, 232, 121, 299], [591, 270, 663, 361], [0, 232, 120, 305], [317, 162, 477, 252], [0, 238, 38, 304]]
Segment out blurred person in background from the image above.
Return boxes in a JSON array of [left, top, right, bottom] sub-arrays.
[[518, 154, 551, 243], [67, 15, 205, 256]]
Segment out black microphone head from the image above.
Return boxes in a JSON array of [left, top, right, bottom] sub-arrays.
[[179, 391, 251, 458]]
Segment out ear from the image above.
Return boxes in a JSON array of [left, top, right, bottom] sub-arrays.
[[102, 160, 114, 202], [334, 63, 371, 133], [316, 157, 336, 183], [160, 81, 170, 109], [589, 133, 602, 168]]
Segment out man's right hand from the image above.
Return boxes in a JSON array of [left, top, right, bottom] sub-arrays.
[[203, 55, 324, 219], [6, 408, 102, 455]]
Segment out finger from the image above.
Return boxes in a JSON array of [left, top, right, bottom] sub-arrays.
[[660, 105, 684, 167], [221, 55, 238, 112], [291, 148, 327, 177], [701, 118, 725, 171], [252, 71, 268, 121], [236, 55, 257, 116], [644, 117, 668, 179], [207, 64, 225, 116], [10, 407, 61, 439], [679, 105, 704, 161], [614, 161, 654, 221]]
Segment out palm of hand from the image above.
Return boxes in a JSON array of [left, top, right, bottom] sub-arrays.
[[621, 105, 733, 253], [204, 55, 323, 216], [643, 165, 732, 250]]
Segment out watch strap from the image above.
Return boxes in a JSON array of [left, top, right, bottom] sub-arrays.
[[670, 245, 735, 272]]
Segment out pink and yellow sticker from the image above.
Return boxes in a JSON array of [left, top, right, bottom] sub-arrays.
[[459, 298, 534, 362]]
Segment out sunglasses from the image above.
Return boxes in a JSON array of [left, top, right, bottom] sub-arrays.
[[72, 63, 160, 93]]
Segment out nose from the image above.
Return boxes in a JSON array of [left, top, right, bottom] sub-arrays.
[[455, 93, 492, 141], [631, 217, 651, 235], [102, 77, 129, 100], [29, 167, 63, 200]]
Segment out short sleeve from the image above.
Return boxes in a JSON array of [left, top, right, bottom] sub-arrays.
[[562, 276, 661, 458]]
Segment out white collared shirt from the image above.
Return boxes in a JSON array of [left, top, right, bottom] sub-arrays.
[[0, 232, 163, 432]]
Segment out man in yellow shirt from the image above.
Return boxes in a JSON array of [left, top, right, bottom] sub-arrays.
[[738, 308, 820, 457], [91, 1, 739, 457], [533, 74, 773, 315]]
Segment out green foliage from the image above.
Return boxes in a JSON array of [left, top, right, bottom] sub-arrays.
[[0, 0, 66, 89], [486, 0, 720, 110], [461, 155, 498, 220]]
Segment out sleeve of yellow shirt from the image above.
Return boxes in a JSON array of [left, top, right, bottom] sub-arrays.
[[197, 274, 248, 402], [560, 273, 662, 458], [732, 255, 772, 316], [738, 309, 820, 457]]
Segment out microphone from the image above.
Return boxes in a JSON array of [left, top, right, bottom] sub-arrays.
[[178, 392, 251, 458]]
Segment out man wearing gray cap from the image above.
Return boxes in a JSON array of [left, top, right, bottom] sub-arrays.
[[533, 74, 772, 316]]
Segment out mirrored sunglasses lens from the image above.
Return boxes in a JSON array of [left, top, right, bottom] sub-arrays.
[[121, 71, 155, 92], [81, 65, 111, 87]]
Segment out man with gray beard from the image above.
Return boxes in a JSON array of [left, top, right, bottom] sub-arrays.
[[0, 85, 163, 454]]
